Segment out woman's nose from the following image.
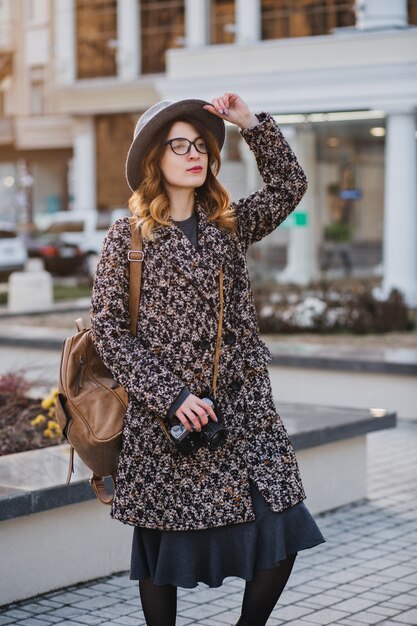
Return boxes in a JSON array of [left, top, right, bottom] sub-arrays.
[[188, 144, 200, 158]]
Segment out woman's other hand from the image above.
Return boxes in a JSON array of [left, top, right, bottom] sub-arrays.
[[203, 93, 259, 130], [175, 394, 218, 432]]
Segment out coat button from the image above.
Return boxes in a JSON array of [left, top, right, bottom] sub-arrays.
[[225, 331, 236, 345], [230, 379, 243, 392], [200, 339, 211, 351]]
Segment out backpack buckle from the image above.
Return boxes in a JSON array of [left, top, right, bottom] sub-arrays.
[[128, 250, 144, 262]]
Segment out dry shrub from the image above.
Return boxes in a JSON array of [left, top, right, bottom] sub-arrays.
[[0, 370, 63, 456], [255, 284, 412, 334]]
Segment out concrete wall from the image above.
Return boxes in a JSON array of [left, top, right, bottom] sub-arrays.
[[269, 366, 416, 421], [0, 434, 367, 606], [0, 499, 132, 606]]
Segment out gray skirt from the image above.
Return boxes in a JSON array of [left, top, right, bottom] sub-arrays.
[[130, 481, 325, 588]]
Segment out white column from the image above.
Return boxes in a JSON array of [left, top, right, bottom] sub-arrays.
[[72, 117, 96, 214], [54, 0, 76, 84], [355, 0, 408, 30], [185, 0, 210, 47], [117, 0, 140, 79], [278, 126, 320, 285], [382, 108, 417, 306], [236, 0, 261, 44], [238, 130, 262, 192]]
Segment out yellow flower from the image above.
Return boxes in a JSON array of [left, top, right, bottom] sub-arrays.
[[48, 407, 56, 418], [44, 420, 62, 439], [51, 389, 59, 398], [41, 397, 54, 410], [31, 414, 47, 426]]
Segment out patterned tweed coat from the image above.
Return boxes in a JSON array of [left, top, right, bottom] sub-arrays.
[[90, 112, 308, 531]]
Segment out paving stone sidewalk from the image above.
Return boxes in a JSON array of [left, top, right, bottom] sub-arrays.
[[1, 420, 417, 626]]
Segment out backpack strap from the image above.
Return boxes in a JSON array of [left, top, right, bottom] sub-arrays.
[[212, 268, 223, 397], [84, 224, 143, 504], [90, 474, 116, 506], [66, 445, 75, 485], [128, 222, 143, 335]]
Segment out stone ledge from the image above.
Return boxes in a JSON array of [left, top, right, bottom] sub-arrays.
[[264, 338, 417, 377], [0, 402, 396, 523], [271, 353, 417, 376], [281, 402, 397, 449], [0, 445, 96, 522]]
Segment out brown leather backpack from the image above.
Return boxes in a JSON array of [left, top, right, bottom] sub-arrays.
[[55, 222, 143, 505]]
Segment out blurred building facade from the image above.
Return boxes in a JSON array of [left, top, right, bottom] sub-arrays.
[[0, 0, 416, 302]]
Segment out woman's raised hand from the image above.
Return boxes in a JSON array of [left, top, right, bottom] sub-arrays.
[[203, 93, 259, 130], [175, 393, 218, 432]]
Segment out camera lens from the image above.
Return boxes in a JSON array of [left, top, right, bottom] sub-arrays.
[[208, 429, 227, 450], [203, 422, 227, 450]]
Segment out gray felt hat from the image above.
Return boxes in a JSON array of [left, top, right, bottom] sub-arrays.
[[125, 99, 226, 192]]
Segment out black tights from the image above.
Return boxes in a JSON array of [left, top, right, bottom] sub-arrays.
[[138, 553, 296, 626], [239, 553, 296, 625], [139, 578, 177, 626]]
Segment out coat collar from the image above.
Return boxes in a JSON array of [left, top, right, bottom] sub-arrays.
[[146, 201, 231, 314]]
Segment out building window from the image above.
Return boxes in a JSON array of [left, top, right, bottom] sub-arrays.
[[261, 0, 355, 40], [211, 0, 235, 44], [27, 0, 49, 24], [409, 0, 417, 25], [96, 114, 136, 210], [141, 0, 185, 75], [29, 66, 44, 114], [76, 0, 117, 79]]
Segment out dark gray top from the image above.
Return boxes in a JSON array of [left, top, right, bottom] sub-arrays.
[[173, 212, 198, 248]]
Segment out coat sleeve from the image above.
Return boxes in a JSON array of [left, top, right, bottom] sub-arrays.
[[90, 219, 186, 417], [233, 112, 308, 251]]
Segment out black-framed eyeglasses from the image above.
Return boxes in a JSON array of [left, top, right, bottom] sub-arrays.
[[164, 137, 208, 156]]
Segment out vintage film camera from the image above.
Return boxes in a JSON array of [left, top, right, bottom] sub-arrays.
[[169, 397, 227, 456]]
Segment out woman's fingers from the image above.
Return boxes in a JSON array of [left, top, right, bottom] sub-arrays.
[[203, 93, 248, 127], [221, 93, 239, 110], [225, 93, 239, 107], [175, 395, 218, 430], [214, 93, 239, 113], [186, 409, 203, 431], [197, 399, 218, 422], [212, 97, 225, 115], [202, 103, 222, 117], [217, 97, 229, 114], [177, 410, 199, 431], [177, 405, 205, 432], [204, 95, 231, 116]]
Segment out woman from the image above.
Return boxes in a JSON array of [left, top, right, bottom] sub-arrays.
[[91, 93, 324, 626]]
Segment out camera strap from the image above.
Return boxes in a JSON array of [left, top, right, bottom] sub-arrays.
[[212, 268, 224, 398]]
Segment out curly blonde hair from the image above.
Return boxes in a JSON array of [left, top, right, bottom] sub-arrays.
[[128, 116, 237, 240]]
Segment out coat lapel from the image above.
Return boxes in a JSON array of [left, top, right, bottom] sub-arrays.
[[149, 202, 230, 315]]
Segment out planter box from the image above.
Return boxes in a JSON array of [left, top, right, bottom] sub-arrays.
[[0, 403, 396, 606]]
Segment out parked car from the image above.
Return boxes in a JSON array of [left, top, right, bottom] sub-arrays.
[[34, 209, 128, 277], [26, 232, 86, 276], [0, 224, 27, 280]]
